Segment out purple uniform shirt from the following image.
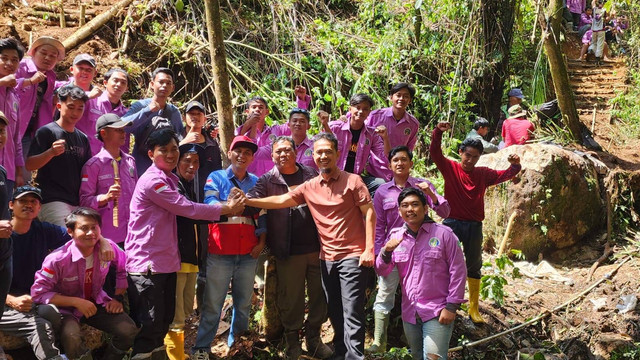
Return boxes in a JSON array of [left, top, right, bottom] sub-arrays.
[[124, 163, 224, 273], [81, 92, 129, 155], [365, 107, 420, 151], [373, 177, 449, 255], [31, 238, 126, 320], [80, 148, 138, 244], [248, 144, 275, 177], [14, 58, 57, 138], [0, 85, 24, 181], [567, 0, 585, 13], [295, 137, 317, 170], [296, 94, 311, 110], [375, 223, 467, 324], [329, 120, 392, 180], [235, 122, 291, 148]]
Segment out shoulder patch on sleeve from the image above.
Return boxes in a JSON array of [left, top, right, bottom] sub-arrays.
[[81, 174, 89, 182], [153, 183, 169, 193], [42, 267, 55, 278]]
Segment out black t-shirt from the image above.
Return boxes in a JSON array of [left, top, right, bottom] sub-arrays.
[[10, 220, 69, 295], [344, 128, 362, 174], [28, 122, 91, 205], [281, 169, 320, 255]]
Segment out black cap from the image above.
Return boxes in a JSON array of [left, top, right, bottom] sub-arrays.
[[73, 53, 96, 68], [13, 185, 43, 201], [179, 143, 206, 166], [95, 113, 132, 133], [185, 101, 205, 113]]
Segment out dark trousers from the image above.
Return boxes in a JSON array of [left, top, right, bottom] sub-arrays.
[[127, 272, 177, 355], [0, 253, 11, 322], [443, 218, 483, 279], [321, 257, 368, 360], [61, 307, 138, 359]]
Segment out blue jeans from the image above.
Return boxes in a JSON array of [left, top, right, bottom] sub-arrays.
[[372, 266, 400, 314], [193, 254, 258, 351], [403, 317, 454, 360]]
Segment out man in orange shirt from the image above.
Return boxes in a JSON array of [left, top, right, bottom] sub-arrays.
[[245, 132, 375, 360]]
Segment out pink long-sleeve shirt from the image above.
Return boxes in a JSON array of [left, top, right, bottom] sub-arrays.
[[79, 148, 138, 244], [373, 177, 449, 255], [375, 222, 467, 324], [14, 58, 57, 138], [0, 85, 24, 181], [124, 163, 224, 273], [365, 107, 420, 151], [31, 238, 126, 320], [329, 120, 392, 180]]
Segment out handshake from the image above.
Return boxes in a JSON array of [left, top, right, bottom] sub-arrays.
[[226, 188, 248, 216]]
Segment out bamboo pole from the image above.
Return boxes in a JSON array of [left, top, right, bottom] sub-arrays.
[[59, 4, 66, 28], [79, 4, 86, 26], [62, 0, 134, 50], [497, 211, 518, 257]]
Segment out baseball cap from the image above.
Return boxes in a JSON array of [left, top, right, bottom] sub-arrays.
[[13, 185, 43, 201], [95, 113, 132, 133], [230, 135, 258, 153], [73, 53, 96, 68], [0, 110, 8, 125], [27, 36, 65, 61], [508, 88, 524, 99], [179, 143, 206, 166], [185, 101, 205, 113]]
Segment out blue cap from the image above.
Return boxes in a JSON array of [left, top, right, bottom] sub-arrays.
[[508, 88, 524, 99]]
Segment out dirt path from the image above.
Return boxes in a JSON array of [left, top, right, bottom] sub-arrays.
[[567, 57, 640, 170]]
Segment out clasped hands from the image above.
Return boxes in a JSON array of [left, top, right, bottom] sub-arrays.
[[227, 188, 248, 215]]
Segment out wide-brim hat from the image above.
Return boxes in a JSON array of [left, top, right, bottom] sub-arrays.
[[507, 105, 527, 119], [27, 36, 65, 61]]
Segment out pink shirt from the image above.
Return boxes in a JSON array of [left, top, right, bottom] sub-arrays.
[[0, 85, 24, 181], [329, 120, 392, 180], [376, 222, 467, 324], [125, 163, 223, 273], [365, 107, 419, 151], [79, 148, 138, 244], [501, 118, 535, 146], [14, 58, 57, 138], [295, 137, 317, 170], [31, 238, 126, 320], [82, 92, 129, 155], [373, 177, 449, 254]]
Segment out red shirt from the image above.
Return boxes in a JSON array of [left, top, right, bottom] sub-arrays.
[[502, 118, 534, 147], [429, 128, 521, 222]]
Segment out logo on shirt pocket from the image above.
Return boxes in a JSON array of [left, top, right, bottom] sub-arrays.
[[404, 128, 411, 136], [429, 237, 440, 248], [304, 149, 313, 157]]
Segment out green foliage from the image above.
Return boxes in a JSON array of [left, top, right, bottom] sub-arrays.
[[610, 343, 640, 360], [610, 69, 640, 139], [480, 250, 523, 306]]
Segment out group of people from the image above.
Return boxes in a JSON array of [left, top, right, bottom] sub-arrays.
[[0, 33, 524, 360], [571, 0, 629, 64]]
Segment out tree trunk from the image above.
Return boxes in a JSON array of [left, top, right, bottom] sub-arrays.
[[470, 0, 518, 135], [204, 0, 234, 162], [261, 256, 283, 340], [542, 0, 582, 141]]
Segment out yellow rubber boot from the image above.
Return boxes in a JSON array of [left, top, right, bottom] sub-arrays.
[[164, 328, 185, 360], [467, 278, 486, 324]]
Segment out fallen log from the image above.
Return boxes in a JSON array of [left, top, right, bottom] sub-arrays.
[[62, 0, 135, 51], [33, 3, 97, 15]]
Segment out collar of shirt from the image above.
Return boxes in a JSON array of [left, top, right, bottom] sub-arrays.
[[320, 169, 341, 185], [148, 163, 179, 186], [383, 107, 410, 124], [297, 137, 313, 150], [95, 147, 124, 162], [225, 166, 254, 191], [97, 91, 124, 110], [69, 241, 92, 263]]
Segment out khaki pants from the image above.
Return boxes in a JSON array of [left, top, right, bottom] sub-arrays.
[[276, 252, 327, 333], [173, 272, 197, 328]]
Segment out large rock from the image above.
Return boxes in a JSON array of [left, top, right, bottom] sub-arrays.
[[477, 143, 605, 259]]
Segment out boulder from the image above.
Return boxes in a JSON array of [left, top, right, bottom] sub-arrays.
[[477, 143, 605, 259], [0, 323, 104, 351]]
